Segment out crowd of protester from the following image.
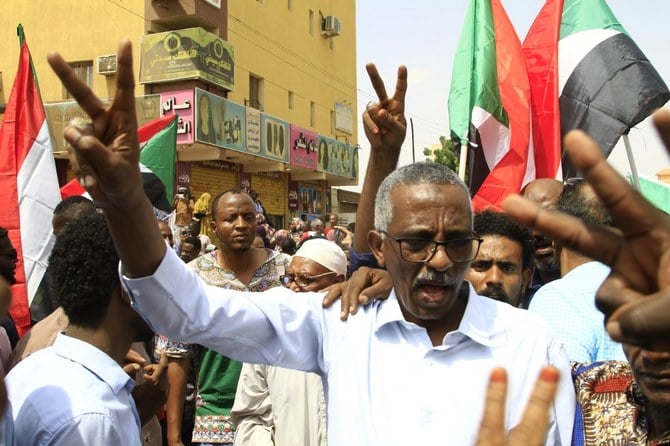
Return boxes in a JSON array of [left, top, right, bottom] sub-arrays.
[[0, 40, 668, 446]]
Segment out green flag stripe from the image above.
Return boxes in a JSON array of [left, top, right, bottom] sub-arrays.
[[560, 0, 626, 40], [632, 175, 670, 214], [449, 0, 508, 144], [139, 118, 177, 204]]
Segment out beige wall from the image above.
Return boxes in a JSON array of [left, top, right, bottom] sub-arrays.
[[227, 0, 357, 144], [0, 1, 145, 105]]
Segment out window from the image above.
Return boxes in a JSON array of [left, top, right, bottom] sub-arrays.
[[248, 75, 264, 110], [63, 61, 92, 100], [288, 91, 294, 110], [330, 110, 335, 133], [309, 10, 314, 35], [310, 101, 316, 127]]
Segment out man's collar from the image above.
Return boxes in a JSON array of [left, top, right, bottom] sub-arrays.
[[374, 283, 496, 347], [53, 333, 134, 395]]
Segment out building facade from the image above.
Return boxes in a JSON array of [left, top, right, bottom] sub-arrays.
[[0, 0, 358, 229]]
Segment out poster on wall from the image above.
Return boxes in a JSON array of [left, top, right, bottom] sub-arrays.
[[334, 102, 353, 134], [296, 185, 323, 215], [260, 114, 289, 162], [239, 172, 251, 194], [160, 90, 195, 145], [288, 181, 299, 211], [176, 162, 192, 190]]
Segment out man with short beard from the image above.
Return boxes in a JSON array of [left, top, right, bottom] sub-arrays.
[[521, 178, 563, 307], [466, 210, 533, 307], [187, 189, 288, 445]]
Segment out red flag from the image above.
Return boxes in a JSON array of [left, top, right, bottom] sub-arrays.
[[0, 31, 61, 335], [524, 0, 669, 179], [523, 0, 563, 180], [449, 0, 532, 211], [60, 114, 176, 213], [59, 178, 87, 200]]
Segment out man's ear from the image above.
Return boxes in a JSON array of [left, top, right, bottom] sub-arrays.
[[368, 230, 386, 268]]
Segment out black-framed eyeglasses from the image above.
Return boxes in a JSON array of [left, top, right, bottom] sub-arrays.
[[280, 271, 337, 288], [381, 231, 482, 263]]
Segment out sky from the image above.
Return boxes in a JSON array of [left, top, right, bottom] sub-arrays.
[[342, 0, 670, 193]]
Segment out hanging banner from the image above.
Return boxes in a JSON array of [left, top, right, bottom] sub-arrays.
[[260, 113, 289, 162], [45, 95, 161, 151], [160, 90, 195, 145], [195, 88, 222, 145], [289, 125, 318, 170], [139, 27, 235, 91], [317, 136, 357, 179]]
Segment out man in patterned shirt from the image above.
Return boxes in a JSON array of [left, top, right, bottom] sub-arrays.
[[190, 189, 288, 446], [572, 343, 670, 445]]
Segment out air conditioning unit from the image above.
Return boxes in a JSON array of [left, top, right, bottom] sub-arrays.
[[321, 15, 341, 37], [96, 54, 117, 75]]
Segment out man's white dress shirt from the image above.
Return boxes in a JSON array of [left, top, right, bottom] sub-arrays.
[[6, 333, 141, 445], [124, 249, 574, 446]]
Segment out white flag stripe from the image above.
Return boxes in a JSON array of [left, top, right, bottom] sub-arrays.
[[471, 106, 511, 168], [16, 120, 60, 303]]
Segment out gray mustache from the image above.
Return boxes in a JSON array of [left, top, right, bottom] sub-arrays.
[[414, 271, 456, 287]]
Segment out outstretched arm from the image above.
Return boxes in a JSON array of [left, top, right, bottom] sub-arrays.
[[504, 109, 670, 347], [47, 40, 165, 278]]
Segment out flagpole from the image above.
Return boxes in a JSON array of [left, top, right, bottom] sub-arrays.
[[457, 139, 468, 181], [410, 118, 415, 163], [623, 133, 641, 191]]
